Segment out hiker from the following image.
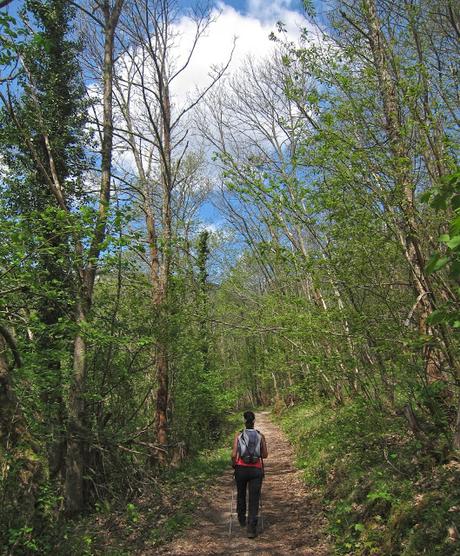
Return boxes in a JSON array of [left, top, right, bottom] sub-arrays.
[[231, 411, 268, 538]]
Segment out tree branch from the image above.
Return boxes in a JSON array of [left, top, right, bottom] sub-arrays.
[[0, 325, 22, 368]]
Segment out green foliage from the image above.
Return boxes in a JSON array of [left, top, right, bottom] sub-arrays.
[[1, 0, 459, 553], [281, 403, 460, 556], [0, 0, 90, 546], [168, 264, 229, 452], [125, 503, 140, 524], [424, 170, 460, 328], [51, 415, 239, 554], [6, 526, 40, 555], [1, 0, 89, 211]]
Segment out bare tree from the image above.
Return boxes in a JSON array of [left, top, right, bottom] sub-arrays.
[[109, 0, 232, 462], [198, 53, 368, 400]]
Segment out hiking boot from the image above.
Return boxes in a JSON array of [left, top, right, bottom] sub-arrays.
[[247, 521, 257, 538], [238, 513, 246, 527]]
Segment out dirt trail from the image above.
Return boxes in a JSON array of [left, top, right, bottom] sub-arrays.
[[154, 411, 331, 555]]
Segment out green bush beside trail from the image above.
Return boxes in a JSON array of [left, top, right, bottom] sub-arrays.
[[280, 402, 460, 556], [3, 413, 239, 556]]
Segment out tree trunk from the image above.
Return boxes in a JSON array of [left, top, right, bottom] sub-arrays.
[[65, 302, 89, 514], [0, 332, 43, 523], [153, 63, 173, 463], [155, 343, 169, 461], [64, 0, 123, 513], [454, 401, 460, 451], [363, 0, 447, 382], [37, 243, 67, 480]]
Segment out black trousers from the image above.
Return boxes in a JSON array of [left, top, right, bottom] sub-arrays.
[[235, 465, 263, 525]]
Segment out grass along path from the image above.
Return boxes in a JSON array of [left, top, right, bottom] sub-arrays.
[[153, 411, 331, 556]]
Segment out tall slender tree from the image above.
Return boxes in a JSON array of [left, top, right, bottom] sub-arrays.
[[0, 0, 89, 482], [113, 0, 231, 462]]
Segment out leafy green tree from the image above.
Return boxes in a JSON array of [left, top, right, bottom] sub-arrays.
[[0, 0, 125, 515], [0, 0, 89, 525], [424, 169, 460, 447]]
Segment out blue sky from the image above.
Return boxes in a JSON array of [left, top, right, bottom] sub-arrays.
[[177, 0, 308, 19], [215, 0, 304, 13], [180, 0, 326, 20], [180, 0, 302, 11]]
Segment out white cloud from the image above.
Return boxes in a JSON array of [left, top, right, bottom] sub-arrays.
[[170, 1, 308, 109], [202, 221, 225, 234], [110, 1, 310, 175]]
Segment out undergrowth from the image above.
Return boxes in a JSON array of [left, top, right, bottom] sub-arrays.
[[4, 413, 240, 556], [280, 401, 460, 556]]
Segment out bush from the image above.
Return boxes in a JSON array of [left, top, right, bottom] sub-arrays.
[[280, 401, 460, 555]]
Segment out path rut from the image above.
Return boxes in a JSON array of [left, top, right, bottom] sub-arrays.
[[153, 411, 331, 555]]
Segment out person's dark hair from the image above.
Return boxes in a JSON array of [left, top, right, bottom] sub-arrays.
[[244, 411, 255, 428]]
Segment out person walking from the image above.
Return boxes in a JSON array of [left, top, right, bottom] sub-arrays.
[[231, 411, 268, 538]]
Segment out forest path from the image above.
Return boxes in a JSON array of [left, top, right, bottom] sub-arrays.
[[153, 411, 331, 555]]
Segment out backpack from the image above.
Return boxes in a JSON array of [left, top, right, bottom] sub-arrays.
[[238, 429, 261, 464]]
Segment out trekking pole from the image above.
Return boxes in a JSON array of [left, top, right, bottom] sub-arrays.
[[259, 488, 264, 533], [229, 474, 235, 537], [259, 458, 265, 533]]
